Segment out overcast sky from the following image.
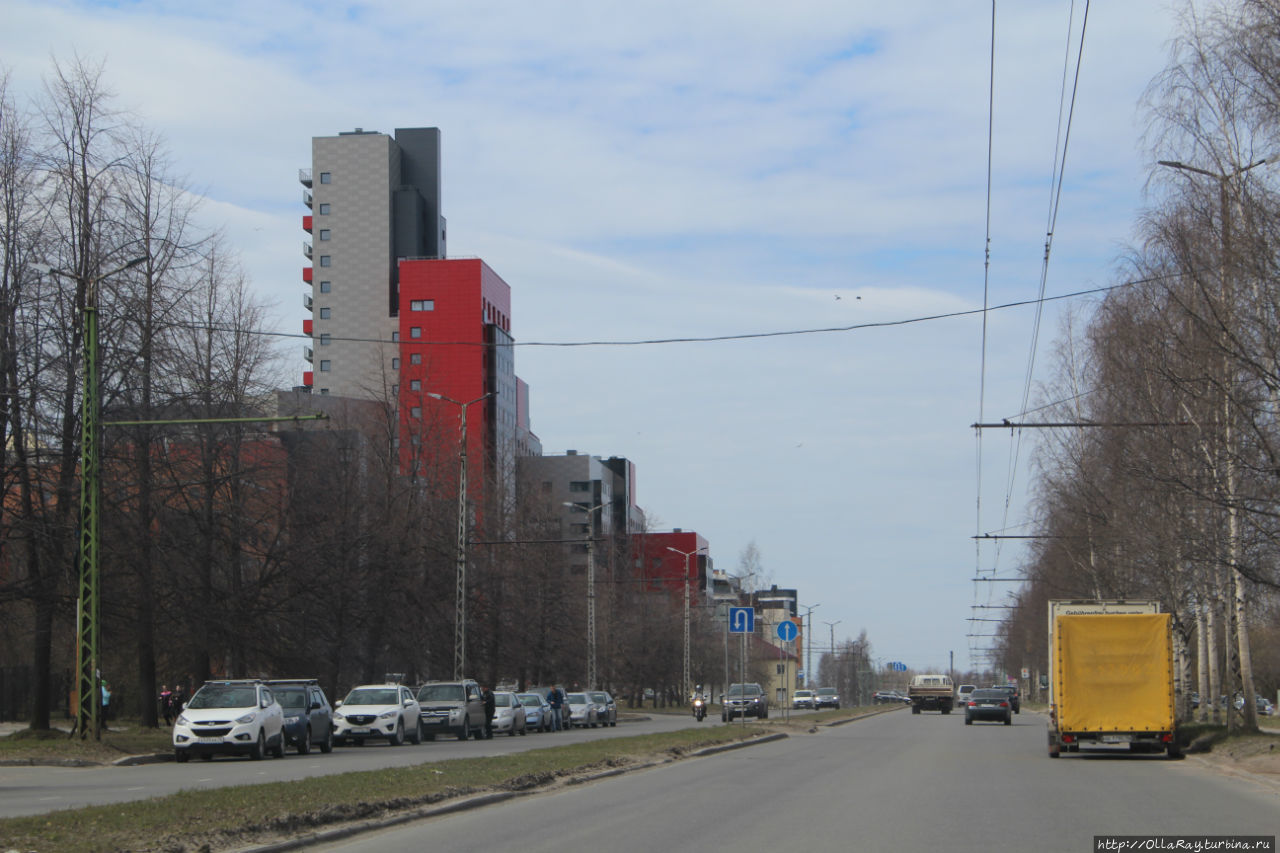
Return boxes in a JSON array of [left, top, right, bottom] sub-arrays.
[[1, 0, 1188, 674]]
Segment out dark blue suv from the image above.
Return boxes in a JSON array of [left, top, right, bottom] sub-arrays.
[[266, 680, 334, 754]]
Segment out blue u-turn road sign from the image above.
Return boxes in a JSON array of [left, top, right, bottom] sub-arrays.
[[729, 607, 755, 634], [776, 619, 798, 642]]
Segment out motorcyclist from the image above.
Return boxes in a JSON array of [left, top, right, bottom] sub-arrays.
[[692, 684, 706, 720]]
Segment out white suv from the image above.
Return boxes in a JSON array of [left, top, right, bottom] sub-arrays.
[[173, 680, 286, 762], [333, 684, 422, 746]]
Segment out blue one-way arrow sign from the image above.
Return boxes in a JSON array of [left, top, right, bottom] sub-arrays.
[[776, 619, 798, 643], [729, 607, 755, 634]]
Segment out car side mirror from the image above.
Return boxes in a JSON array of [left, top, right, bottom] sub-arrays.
[[335, 700, 343, 708]]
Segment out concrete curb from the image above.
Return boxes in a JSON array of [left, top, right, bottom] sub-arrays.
[[233, 732, 788, 852]]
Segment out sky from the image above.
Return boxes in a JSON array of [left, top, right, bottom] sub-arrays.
[[0, 0, 1190, 674]]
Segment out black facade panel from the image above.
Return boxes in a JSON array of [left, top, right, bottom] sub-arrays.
[[393, 127, 444, 259]]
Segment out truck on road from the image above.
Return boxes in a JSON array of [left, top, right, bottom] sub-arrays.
[[1047, 600, 1179, 759], [907, 674, 954, 714]]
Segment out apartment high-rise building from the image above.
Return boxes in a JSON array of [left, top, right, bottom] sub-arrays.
[[297, 127, 538, 493]]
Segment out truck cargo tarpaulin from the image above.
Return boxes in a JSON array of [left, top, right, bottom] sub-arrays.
[[1055, 613, 1174, 734]]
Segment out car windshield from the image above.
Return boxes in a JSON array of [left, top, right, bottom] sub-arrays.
[[796, 690, 813, 696], [518, 694, 542, 707], [817, 688, 835, 696], [344, 688, 398, 706], [188, 686, 258, 709], [589, 692, 608, 703], [417, 684, 464, 702], [566, 693, 587, 703], [727, 685, 759, 697], [276, 689, 307, 710]]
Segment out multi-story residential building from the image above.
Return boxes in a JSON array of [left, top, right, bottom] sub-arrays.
[[296, 127, 539, 496], [630, 529, 711, 596]]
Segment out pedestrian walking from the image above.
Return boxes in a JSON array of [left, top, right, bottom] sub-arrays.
[[100, 682, 111, 729], [159, 685, 174, 726], [482, 685, 496, 739]]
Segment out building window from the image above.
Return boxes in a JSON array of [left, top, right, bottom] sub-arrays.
[[319, 172, 331, 184], [410, 327, 422, 339], [391, 384, 398, 394], [319, 360, 331, 372], [319, 255, 331, 267], [571, 544, 589, 555], [319, 333, 331, 346], [410, 379, 421, 391], [319, 229, 330, 241], [319, 307, 331, 319], [410, 299, 435, 311], [318, 203, 330, 214], [391, 357, 400, 369], [410, 406, 421, 418], [319, 280, 331, 293], [410, 353, 422, 365], [391, 331, 399, 342], [569, 481, 590, 492], [541, 481, 552, 494], [319, 388, 329, 395]]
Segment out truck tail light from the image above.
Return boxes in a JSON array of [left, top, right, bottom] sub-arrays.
[[1062, 734, 1075, 743]]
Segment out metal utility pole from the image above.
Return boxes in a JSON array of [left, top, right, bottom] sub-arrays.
[[565, 500, 607, 689], [823, 619, 841, 690], [668, 545, 707, 702], [430, 391, 494, 680], [799, 603, 820, 687]]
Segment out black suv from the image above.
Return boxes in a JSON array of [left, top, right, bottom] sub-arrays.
[[989, 684, 1020, 714], [266, 679, 334, 754], [723, 683, 770, 720]]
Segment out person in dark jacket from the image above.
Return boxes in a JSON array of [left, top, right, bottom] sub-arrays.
[[482, 686, 496, 739]]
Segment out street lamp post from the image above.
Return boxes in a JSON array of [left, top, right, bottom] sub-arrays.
[[799, 603, 820, 688], [1157, 156, 1274, 733], [46, 256, 147, 739], [667, 545, 708, 702], [565, 500, 607, 689], [823, 619, 842, 695], [428, 391, 494, 680]]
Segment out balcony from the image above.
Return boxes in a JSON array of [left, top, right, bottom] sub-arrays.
[[299, 168, 313, 187], [303, 293, 313, 311], [303, 318, 313, 335], [303, 346, 313, 363], [302, 370, 313, 386], [303, 215, 312, 232], [303, 240, 312, 259], [302, 267, 312, 283], [303, 189, 313, 208]]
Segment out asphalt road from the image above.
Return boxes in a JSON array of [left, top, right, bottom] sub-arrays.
[[0, 710, 725, 818], [311, 709, 1280, 853]]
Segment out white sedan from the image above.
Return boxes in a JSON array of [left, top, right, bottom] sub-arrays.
[[565, 692, 599, 728], [491, 691, 527, 736]]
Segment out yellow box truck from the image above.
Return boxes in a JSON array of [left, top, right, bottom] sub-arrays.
[[1048, 610, 1179, 759]]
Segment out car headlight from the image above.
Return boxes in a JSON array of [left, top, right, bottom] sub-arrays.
[[378, 710, 397, 720], [175, 713, 189, 727], [235, 712, 257, 725], [333, 712, 345, 721]]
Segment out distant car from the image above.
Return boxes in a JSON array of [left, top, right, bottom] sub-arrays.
[[416, 680, 486, 741], [965, 688, 1012, 725], [565, 692, 598, 728], [723, 683, 770, 720], [988, 684, 1020, 714], [491, 691, 527, 736], [872, 690, 904, 705], [956, 684, 977, 706], [173, 679, 286, 762], [589, 690, 618, 726], [517, 692, 552, 731], [266, 679, 334, 755], [793, 689, 816, 709], [813, 687, 839, 709], [333, 684, 422, 746]]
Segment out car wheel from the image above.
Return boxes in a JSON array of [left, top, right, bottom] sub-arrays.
[[965, 716, 972, 725], [912, 705, 920, 714], [391, 721, 405, 746], [458, 717, 469, 740], [273, 731, 286, 758], [320, 728, 333, 753], [298, 727, 311, 755], [1004, 715, 1012, 726], [175, 749, 189, 763], [409, 720, 422, 745], [250, 730, 265, 761]]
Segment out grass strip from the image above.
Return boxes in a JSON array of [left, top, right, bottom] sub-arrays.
[[0, 724, 767, 853]]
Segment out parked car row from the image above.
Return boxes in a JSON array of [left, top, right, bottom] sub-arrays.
[[173, 678, 621, 762]]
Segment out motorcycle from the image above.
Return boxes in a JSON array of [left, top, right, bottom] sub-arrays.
[[692, 696, 706, 722]]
